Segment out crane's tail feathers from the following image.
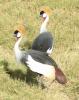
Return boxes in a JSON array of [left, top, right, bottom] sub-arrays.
[[55, 67, 67, 84]]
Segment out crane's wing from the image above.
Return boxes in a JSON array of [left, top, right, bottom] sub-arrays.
[[22, 50, 57, 67], [21, 50, 67, 84], [32, 32, 53, 53]]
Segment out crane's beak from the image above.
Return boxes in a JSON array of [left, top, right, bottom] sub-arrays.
[[13, 30, 20, 41], [13, 30, 18, 37], [13, 33, 17, 37], [39, 15, 42, 18]]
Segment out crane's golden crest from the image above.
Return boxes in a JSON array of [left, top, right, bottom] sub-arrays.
[[14, 24, 26, 36], [40, 6, 52, 16]]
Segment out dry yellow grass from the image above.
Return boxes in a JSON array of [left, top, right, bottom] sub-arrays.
[[0, 0, 79, 100]]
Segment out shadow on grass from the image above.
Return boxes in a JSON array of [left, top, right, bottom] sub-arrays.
[[0, 60, 40, 86]]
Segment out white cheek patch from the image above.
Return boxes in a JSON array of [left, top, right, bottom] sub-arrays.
[[43, 13, 47, 18], [17, 32, 21, 38]]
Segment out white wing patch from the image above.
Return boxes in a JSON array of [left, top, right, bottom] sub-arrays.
[[27, 55, 34, 62], [26, 55, 55, 79], [47, 48, 53, 55]]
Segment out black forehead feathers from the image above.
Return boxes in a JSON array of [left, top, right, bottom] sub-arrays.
[[14, 30, 19, 34], [40, 11, 45, 15]]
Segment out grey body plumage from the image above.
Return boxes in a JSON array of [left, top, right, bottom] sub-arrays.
[[32, 32, 53, 53]]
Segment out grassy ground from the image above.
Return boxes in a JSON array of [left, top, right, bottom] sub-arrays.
[[0, 0, 79, 100]]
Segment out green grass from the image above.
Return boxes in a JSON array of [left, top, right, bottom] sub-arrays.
[[0, 0, 79, 100]]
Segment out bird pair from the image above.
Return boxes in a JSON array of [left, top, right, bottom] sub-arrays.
[[13, 7, 67, 85]]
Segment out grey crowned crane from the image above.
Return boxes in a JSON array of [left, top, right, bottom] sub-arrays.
[[13, 25, 67, 84], [32, 7, 54, 55]]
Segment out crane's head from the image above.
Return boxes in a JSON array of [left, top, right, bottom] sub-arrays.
[[14, 24, 26, 40], [40, 11, 47, 20], [14, 30, 21, 39], [40, 6, 52, 20]]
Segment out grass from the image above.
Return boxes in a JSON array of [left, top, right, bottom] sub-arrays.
[[0, 0, 79, 100]]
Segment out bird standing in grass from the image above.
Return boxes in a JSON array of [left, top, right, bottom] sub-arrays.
[[13, 25, 67, 85], [32, 7, 54, 55]]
